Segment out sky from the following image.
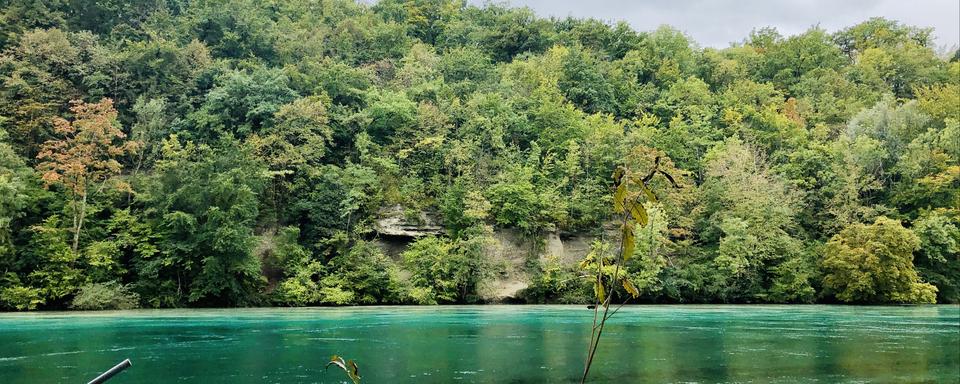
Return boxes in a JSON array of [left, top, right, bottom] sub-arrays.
[[466, 0, 960, 50]]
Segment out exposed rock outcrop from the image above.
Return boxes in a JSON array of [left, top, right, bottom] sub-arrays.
[[371, 206, 604, 302], [374, 205, 443, 238], [480, 229, 599, 302]]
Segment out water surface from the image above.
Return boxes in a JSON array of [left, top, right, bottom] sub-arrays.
[[1, 305, 957, 383]]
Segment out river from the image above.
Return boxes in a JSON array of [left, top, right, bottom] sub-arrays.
[[1, 305, 957, 383]]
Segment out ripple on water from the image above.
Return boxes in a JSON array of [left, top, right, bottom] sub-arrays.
[[0, 305, 956, 384]]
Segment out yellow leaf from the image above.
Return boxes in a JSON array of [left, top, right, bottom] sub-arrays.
[[596, 281, 606, 303], [613, 183, 626, 213], [627, 201, 648, 227], [578, 258, 591, 270], [348, 360, 361, 382], [622, 278, 639, 298], [326, 355, 347, 372], [622, 222, 636, 260]]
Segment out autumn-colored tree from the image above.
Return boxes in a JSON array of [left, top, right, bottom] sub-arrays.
[[36, 99, 139, 254]]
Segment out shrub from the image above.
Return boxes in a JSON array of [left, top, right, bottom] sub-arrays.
[[822, 217, 937, 303], [406, 286, 437, 305], [271, 262, 324, 306], [71, 282, 140, 310], [321, 241, 408, 305], [403, 230, 494, 304], [521, 255, 591, 304], [318, 285, 356, 305], [0, 285, 44, 311]]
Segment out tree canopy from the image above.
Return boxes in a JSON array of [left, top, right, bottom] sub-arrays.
[[0, 1, 956, 310]]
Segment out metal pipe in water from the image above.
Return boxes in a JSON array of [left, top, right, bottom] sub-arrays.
[[87, 359, 132, 384]]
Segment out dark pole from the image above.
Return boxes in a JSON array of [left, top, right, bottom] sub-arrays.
[[87, 359, 132, 384]]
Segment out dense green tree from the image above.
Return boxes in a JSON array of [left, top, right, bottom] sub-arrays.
[[373, 0, 462, 45], [558, 46, 616, 114], [320, 240, 408, 305], [440, 4, 555, 62], [362, 90, 417, 144], [141, 136, 267, 306], [750, 27, 847, 90], [699, 139, 810, 302], [0, 130, 46, 310], [116, 38, 212, 112], [0, 0, 65, 50], [0, 130, 35, 261], [19, 216, 84, 307], [0, 28, 83, 156], [651, 76, 721, 176], [191, 67, 298, 141], [250, 95, 333, 224], [177, 0, 280, 61], [439, 46, 494, 96], [267, 226, 322, 306], [834, 17, 934, 56], [912, 210, 960, 303], [403, 231, 492, 303], [129, 97, 171, 173]]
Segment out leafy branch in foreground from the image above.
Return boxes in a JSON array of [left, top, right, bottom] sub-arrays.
[[580, 156, 678, 383]]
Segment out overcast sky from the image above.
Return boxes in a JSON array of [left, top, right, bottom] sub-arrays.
[[467, 0, 960, 50]]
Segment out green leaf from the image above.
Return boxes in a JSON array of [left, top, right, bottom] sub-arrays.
[[578, 257, 591, 270], [612, 167, 625, 186], [640, 184, 658, 203]]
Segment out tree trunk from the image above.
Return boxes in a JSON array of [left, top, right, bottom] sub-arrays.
[[72, 192, 87, 254]]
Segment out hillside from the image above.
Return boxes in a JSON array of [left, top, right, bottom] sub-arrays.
[[0, 0, 957, 310]]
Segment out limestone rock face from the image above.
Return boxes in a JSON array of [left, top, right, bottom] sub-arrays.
[[543, 232, 593, 265], [374, 205, 443, 238], [480, 229, 598, 302], [371, 206, 602, 302]]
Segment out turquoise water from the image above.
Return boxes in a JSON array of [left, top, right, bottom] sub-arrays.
[[0, 305, 957, 383]]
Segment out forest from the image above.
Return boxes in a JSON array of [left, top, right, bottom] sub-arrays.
[[0, 0, 957, 311]]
